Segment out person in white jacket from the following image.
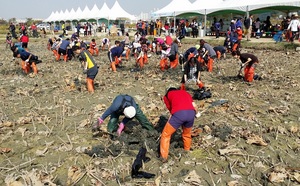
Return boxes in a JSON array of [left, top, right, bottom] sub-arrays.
[[287, 14, 300, 42]]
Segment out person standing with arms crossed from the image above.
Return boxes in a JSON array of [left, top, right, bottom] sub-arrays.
[[244, 14, 253, 41]]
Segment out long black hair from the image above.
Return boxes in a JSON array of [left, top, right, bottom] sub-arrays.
[[165, 87, 178, 98]]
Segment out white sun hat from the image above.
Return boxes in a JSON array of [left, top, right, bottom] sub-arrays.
[[124, 106, 136, 118]]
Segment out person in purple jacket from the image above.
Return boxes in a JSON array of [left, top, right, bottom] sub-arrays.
[[93, 94, 154, 135]]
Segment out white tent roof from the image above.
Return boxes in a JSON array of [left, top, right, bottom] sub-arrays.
[[65, 8, 76, 21], [89, 4, 101, 20], [56, 10, 65, 22], [248, 0, 300, 11], [152, 0, 194, 17], [50, 11, 60, 22], [63, 9, 70, 21], [191, 0, 229, 14], [71, 7, 83, 21], [78, 5, 91, 21], [44, 11, 54, 22], [203, 0, 300, 15], [98, 2, 111, 19], [109, 1, 135, 20]]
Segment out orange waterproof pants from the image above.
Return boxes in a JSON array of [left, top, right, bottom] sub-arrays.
[[182, 126, 192, 151], [216, 51, 221, 60], [170, 54, 179, 69], [125, 49, 130, 60], [244, 65, 255, 82], [160, 122, 176, 159], [86, 78, 95, 93], [207, 58, 214, 72], [160, 58, 168, 71]]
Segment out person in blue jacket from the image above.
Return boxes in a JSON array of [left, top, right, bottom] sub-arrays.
[[13, 48, 41, 74], [93, 94, 154, 135], [57, 38, 72, 61], [108, 40, 124, 72]]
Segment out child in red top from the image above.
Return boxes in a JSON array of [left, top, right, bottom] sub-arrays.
[[88, 39, 99, 56], [20, 34, 29, 51]]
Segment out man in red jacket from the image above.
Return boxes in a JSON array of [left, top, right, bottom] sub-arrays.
[[160, 87, 198, 162]]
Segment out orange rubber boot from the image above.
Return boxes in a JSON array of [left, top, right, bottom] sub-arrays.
[[197, 81, 204, 89], [217, 51, 221, 60], [111, 62, 117, 72], [244, 66, 255, 82], [63, 55, 68, 62], [170, 54, 179, 69], [137, 58, 144, 69], [114, 57, 120, 66], [21, 61, 29, 74], [95, 48, 99, 56], [56, 54, 61, 61], [31, 62, 38, 74], [182, 126, 192, 151], [160, 122, 177, 160], [52, 50, 58, 58], [207, 58, 213, 72], [232, 43, 238, 51], [86, 78, 94, 93], [126, 49, 130, 60], [180, 83, 186, 90], [143, 53, 148, 64], [160, 58, 168, 71]]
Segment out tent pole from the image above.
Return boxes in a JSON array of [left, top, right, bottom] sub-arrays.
[[174, 11, 176, 36], [246, 5, 249, 18], [204, 9, 207, 36]]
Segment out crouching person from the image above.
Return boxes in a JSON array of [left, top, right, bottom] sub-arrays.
[[232, 50, 259, 82], [160, 87, 198, 162], [108, 41, 124, 72], [13, 49, 41, 74], [180, 56, 205, 90], [72, 45, 98, 93], [93, 94, 154, 135]]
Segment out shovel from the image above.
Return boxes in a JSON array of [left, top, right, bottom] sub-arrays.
[[237, 64, 244, 78]]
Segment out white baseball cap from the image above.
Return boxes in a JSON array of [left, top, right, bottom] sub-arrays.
[[124, 106, 136, 118]]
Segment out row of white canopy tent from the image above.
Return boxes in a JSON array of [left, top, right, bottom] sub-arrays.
[[152, 0, 300, 35], [43, 1, 136, 23], [153, 0, 300, 17]]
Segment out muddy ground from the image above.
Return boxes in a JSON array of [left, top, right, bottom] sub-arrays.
[[0, 36, 299, 186]]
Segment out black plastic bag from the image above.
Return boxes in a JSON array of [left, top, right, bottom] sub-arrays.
[[131, 147, 155, 179], [193, 89, 212, 100]]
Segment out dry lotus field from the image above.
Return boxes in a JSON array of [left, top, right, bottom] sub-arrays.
[[0, 36, 299, 186]]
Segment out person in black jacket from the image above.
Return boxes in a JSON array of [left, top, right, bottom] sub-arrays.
[[244, 15, 253, 41]]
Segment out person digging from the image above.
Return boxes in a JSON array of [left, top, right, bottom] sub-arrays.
[[160, 87, 199, 162], [232, 50, 260, 82], [93, 94, 154, 135]]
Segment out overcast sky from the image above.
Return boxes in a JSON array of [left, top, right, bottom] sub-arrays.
[[0, 0, 196, 20]]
